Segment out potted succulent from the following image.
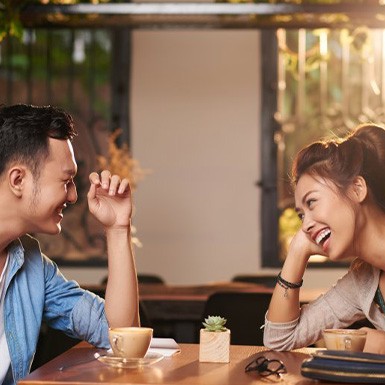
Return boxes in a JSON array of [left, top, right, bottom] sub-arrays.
[[199, 316, 230, 363]]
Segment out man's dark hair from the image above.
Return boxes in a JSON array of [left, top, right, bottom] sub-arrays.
[[0, 104, 77, 178]]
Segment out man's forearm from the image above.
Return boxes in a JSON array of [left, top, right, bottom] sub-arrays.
[[104, 226, 140, 327]]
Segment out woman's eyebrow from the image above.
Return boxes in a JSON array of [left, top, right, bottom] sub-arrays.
[[295, 190, 317, 212]]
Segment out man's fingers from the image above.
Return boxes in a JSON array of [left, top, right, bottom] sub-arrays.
[[89, 171, 131, 196], [118, 178, 131, 195], [89, 172, 101, 186], [100, 170, 111, 189]]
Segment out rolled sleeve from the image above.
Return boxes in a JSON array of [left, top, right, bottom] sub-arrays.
[[42, 255, 109, 348], [71, 291, 109, 348], [263, 313, 300, 351]]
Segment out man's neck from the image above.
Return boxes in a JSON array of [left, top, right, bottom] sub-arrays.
[[0, 250, 7, 278]]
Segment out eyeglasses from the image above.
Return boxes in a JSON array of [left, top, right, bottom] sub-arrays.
[[245, 356, 287, 378]]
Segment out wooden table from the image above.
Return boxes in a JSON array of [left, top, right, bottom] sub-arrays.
[[20, 342, 328, 385]]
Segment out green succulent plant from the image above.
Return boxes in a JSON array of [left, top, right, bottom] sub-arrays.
[[202, 316, 228, 332]]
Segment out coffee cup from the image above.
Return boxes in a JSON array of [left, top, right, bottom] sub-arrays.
[[322, 329, 367, 352], [109, 327, 153, 359]]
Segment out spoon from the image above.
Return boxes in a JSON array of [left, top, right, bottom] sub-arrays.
[[58, 352, 101, 371]]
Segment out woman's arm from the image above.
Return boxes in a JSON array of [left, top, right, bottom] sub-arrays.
[[267, 230, 316, 323], [264, 258, 367, 351], [362, 328, 385, 354]]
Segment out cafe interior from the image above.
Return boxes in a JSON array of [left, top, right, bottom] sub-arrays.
[[1, 1, 385, 382]]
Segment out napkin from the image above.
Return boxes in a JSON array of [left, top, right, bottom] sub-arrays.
[[148, 338, 181, 357]]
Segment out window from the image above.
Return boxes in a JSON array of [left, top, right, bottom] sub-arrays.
[[262, 27, 385, 267]]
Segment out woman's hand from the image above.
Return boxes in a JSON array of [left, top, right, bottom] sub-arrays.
[[362, 328, 385, 354], [287, 228, 325, 264]]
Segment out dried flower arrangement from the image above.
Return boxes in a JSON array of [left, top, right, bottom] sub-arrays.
[[97, 128, 150, 191], [97, 128, 151, 248]]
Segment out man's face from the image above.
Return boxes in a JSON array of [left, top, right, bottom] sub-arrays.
[[25, 138, 78, 235]]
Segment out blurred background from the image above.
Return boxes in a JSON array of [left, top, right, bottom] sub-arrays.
[[2, 1, 382, 289]]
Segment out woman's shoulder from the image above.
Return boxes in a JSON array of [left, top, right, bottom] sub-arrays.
[[349, 258, 379, 283]]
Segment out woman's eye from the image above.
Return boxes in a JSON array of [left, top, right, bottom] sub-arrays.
[[298, 213, 304, 222]]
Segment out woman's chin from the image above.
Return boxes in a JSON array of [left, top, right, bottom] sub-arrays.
[[328, 251, 351, 262]]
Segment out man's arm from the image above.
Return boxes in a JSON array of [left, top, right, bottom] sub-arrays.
[[87, 170, 140, 327]]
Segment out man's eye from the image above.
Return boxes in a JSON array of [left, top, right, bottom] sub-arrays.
[[306, 199, 315, 207]]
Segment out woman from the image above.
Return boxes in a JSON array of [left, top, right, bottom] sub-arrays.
[[263, 123, 385, 354]]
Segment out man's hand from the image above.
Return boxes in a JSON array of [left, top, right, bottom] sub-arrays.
[[87, 170, 132, 229]]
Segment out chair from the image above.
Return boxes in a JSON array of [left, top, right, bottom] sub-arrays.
[[138, 274, 165, 284], [101, 274, 165, 285], [201, 291, 272, 345], [232, 274, 277, 288], [32, 323, 81, 370]]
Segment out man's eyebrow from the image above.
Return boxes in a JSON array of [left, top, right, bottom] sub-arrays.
[[63, 169, 76, 177]]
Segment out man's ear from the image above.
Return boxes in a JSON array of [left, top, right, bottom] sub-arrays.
[[352, 176, 368, 203], [8, 166, 27, 197]]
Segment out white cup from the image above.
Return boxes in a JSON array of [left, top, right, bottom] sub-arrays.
[[322, 329, 367, 352], [109, 327, 153, 359]]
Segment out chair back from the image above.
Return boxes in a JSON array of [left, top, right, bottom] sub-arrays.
[[138, 274, 165, 284], [202, 291, 272, 345], [232, 275, 277, 288], [101, 274, 165, 285]]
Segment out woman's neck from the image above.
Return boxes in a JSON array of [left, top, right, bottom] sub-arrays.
[[355, 206, 385, 269]]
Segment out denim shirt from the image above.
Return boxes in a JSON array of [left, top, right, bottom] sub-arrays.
[[3, 235, 110, 385]]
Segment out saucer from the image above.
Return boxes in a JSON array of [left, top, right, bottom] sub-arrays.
[[97, 351, 164, 369]]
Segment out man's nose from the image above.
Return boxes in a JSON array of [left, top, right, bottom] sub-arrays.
[[67, 185, 78, 204]]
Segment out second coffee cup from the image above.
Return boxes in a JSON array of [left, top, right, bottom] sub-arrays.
[[109, 327, 153, 359], [322, 328, 367, 352]]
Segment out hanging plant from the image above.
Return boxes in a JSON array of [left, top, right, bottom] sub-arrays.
[[0, 0, 123, 42], [0, 0, 26, 41]]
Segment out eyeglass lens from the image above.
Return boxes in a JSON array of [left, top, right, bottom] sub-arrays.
[[245, 356, 286, 377]]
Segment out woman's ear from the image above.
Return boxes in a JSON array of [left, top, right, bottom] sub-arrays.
[[8, 166, 27, 198], [352, 176, 368, 203]]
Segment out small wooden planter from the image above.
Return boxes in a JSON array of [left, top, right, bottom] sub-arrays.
[[199, 329, 230, 363]]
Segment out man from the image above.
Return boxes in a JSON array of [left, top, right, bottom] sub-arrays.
[[0, 104, 139, 384]]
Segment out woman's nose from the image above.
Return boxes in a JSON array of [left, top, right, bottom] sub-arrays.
[[302, 215, 314, 234]]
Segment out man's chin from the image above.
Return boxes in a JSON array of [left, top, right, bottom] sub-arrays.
[[40, 224, 62, 235]]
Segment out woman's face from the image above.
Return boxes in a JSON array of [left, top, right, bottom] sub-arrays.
[[294, 173, 358, 261]]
